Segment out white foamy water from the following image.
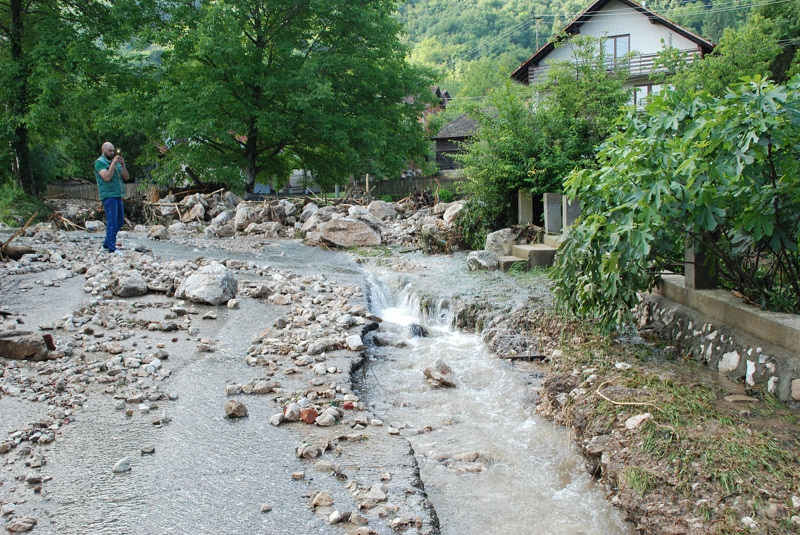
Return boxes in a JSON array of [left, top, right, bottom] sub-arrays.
[[364, 273, 631, 535]]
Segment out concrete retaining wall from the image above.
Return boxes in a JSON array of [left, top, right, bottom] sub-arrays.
[[637, 294, 800, 403]]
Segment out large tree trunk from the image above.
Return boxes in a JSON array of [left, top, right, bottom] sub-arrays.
[[9, 0, 36, 195], [243, 115, 259, 194]]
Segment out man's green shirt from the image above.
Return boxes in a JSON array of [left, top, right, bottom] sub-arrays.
[[94, 156, 125, 200]]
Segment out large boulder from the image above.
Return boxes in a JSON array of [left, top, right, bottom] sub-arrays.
[[181, 203, 205, 223], [484, 228, 518, 256], [299, 202, 319, 223], [234, 203, 262, 231], [221, 191, 242, 208], [278, 199, 298, 217], [318, 218, 381, 247], [160, 204, 178, 219], [367, 200, 397, 220], [0, 331, 50, 361], [110, 270, 148, 297], [432, 202, 452, 216], [301, 206, 338, 233], [210, 223, 236, 238], [443, 202, 465, 225], [175, 263, 238, 305], [467, 250, 499, 271], [211, 210, 234, 226]]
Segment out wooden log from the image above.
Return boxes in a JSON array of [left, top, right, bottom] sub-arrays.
[[3, 245, 36, 261]]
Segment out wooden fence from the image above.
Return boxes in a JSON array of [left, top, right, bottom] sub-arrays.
[[46, 183, 141, 201], [365, 173, 466, 199]]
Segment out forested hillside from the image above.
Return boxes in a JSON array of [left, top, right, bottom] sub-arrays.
[[399, 0, 763, 94]]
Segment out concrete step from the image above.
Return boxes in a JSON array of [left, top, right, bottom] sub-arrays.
[[543, 234, 566, 248], [498, 255, 528, 272], [512, 244, 558, 268]]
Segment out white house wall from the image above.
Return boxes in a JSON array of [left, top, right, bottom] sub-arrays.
[[540, 0, 700, 66]]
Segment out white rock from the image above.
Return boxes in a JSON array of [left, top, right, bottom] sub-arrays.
[[346, 335, 364, 351], [113, 456, 132, 473], [467, 250, 499, 271], [718, 351, 740, 373], [318, 218, 381, 247], [443, 202, 465, 225], [484, 228, 518, 256], [624, 413, 652, 430], [175, 263, 238, 305]]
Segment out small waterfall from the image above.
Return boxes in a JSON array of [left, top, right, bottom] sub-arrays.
[[361, 270, 631, 535]]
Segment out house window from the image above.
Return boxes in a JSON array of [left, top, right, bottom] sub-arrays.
[[633, 83, 662, 107], [603, 34, 630, 62]]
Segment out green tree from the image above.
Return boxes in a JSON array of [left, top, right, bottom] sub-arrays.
[[0, 0, 151, 194], [150, 0, 432, 192], [553, 76, 800, 330]]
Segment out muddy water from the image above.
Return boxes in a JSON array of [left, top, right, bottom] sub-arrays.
[[361, 272, 631, 535]]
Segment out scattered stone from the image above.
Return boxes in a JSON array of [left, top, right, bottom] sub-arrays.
[[113, 456, 132, 473], [312, 490, 334, 508], [0, 332, 50, 361], [300, 407, 319, 424], [110, 269, 149, 297], [346, 334, 365, 351], [147, 225, 169, 240], [4, 516, 37, 533], [291, 471, 305, 480], [423, 359, 456, 388], [624, 413, 652, 430], [141, 445, 155, 455], [284, 403, 301, 422], [224, 399, 248, 418], [467, 250, 499, 271], [260, 503, 273, 513]]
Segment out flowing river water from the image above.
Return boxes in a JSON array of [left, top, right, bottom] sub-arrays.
[[360, 271, 632, 535]]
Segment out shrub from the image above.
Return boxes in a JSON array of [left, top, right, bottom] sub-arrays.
[[436, 187, 454, 203], [0, 182, 50, 226], [553, 76, 800, 330]]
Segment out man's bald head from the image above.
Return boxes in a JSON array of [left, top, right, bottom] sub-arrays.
[[101, 142, 115, 159]]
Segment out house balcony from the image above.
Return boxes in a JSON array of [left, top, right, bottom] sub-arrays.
[[528, 48, 701, 85]]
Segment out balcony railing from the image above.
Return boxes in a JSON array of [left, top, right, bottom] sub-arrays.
[[529, 48, 700, 85]]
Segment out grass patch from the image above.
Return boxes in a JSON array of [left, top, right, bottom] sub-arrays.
[[623, 466, 658, 495]]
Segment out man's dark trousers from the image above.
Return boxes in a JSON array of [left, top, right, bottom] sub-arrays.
[[102, 197, 124, 252]]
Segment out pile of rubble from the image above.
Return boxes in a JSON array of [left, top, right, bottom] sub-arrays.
[[142, 189, 466, 250]]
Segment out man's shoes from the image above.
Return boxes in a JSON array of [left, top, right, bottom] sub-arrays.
[[112, 249, 124, 257]]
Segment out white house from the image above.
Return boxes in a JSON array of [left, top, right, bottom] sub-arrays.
[[510, 0, 714, 105]]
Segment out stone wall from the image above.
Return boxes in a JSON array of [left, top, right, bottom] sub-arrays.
[[637, 294, 800, 404]]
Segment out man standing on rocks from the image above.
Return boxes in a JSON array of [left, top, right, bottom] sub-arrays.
[[94, 141, 129, 255]]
